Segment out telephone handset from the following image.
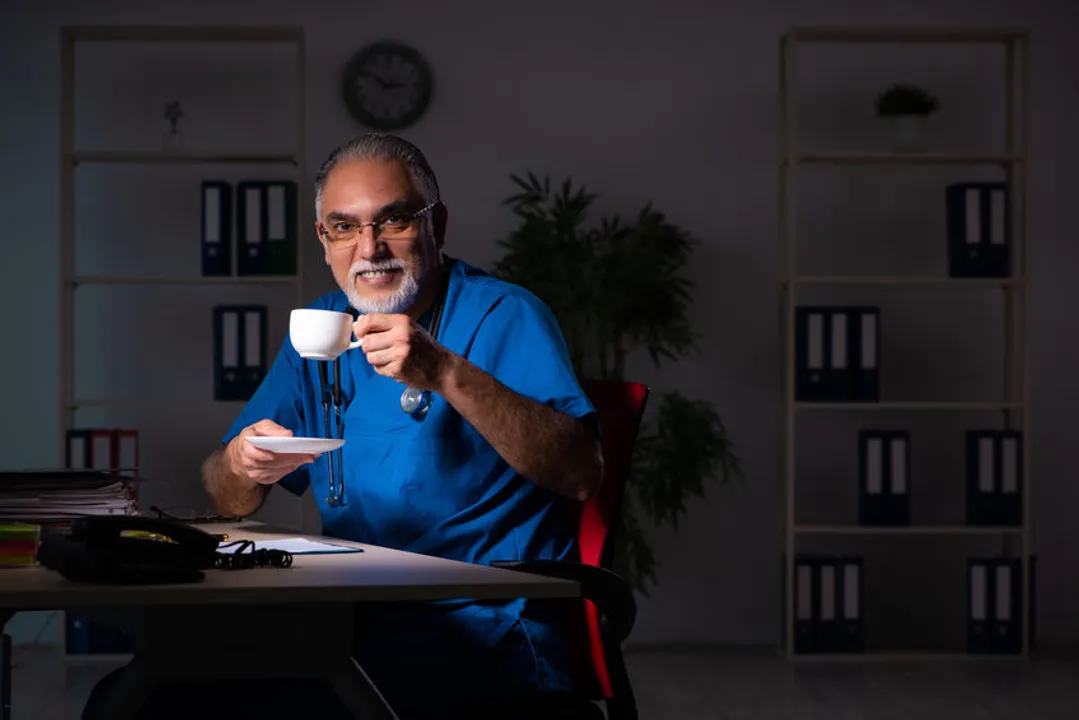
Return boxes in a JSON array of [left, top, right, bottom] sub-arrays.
[[38, 516, 222, 585]]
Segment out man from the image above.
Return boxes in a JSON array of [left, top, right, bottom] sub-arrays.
[[202, 133, 602, 717]]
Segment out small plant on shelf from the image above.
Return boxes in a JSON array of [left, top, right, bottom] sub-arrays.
[[874, 83, 940, 152]]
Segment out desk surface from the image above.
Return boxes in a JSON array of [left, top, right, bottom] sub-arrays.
[[0, 521, 579, 609]]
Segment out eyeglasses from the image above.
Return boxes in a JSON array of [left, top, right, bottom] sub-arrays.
[[318, 200, 440, 249]]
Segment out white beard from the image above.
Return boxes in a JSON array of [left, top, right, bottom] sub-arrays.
[[345, 258, 420, 314]]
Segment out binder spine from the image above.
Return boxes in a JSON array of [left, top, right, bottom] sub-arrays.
[[200, 180, 232, 276]]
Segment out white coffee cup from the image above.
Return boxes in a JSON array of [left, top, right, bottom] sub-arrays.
[[289, 309, 363, 360]]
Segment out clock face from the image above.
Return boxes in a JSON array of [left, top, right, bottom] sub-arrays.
[[341, 41, 434, 131]]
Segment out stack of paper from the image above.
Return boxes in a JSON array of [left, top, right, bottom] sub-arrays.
[[0, 470, 139, 527]]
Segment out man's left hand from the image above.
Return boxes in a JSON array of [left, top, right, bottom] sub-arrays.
[[353, 313, 454, 390]]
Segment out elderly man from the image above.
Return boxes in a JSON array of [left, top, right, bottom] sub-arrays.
[[205, 133, 600, 718]]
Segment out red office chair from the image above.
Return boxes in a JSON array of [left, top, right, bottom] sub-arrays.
[[493, 379, 650, 720]]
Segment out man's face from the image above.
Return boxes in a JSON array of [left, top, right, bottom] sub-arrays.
[[317, 158, 442, 315]]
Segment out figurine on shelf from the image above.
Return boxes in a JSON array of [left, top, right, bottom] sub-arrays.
[[162, 101, 184, 151]]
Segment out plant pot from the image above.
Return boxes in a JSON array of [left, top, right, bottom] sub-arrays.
[[889, 114, 927, 153]]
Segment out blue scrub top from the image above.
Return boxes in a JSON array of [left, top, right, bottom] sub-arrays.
[[221, 257, 594, 698]]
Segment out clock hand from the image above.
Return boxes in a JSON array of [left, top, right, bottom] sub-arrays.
[[356, 70, 390, 90]]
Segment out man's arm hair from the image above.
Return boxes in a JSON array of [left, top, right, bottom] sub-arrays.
[[201, 445, 268, 518], [437, 354, 603, 502]]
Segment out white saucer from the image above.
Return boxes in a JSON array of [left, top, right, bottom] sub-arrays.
[[245, 436, 345, 454]]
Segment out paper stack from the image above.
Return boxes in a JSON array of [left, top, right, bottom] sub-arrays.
[[0, 470, 139, 528]]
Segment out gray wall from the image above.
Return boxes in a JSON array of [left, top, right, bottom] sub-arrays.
[[2, 0, 1076, 650]]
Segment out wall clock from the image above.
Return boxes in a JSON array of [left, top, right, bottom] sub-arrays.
[[341, 40, 434, 131]]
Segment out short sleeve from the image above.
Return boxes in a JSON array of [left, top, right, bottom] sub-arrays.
[[220, 340, 311, 497], [467, 293, 594, 423]]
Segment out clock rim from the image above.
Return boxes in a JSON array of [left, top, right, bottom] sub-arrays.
[[341, 39, 434, 132]]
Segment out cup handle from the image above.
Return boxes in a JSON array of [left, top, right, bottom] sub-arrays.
[[348, 339, 364, 351]]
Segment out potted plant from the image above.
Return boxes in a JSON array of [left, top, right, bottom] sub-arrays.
[[492, 172, 744, 596], [874, 82, 940, 152]]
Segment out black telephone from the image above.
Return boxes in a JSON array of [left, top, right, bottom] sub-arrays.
[[37, 516, 221, 585]]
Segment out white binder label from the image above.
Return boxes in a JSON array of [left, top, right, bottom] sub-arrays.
[[995, 564, 1012, 621], [860, 312, 877, 369], [68, 435, 86, 470], [1001, 437, 1018, 493], [245, 187, 262, 245], [222, 311, 238, 368], [820, 564, 835, 620], [268, 185, 286, 241], [807, 314, 823, 370], [831, 312, 847, 369], [204, 186, 220, 243], [244, 311, 262, 368], [979, 436, 995, 492], [990, 188, 1006, 246], [971, 564, 986, 620], [966, 188, 981, 245], [890, 438, 907, 494], [867, 438, 882, 494], [843, 563, 860, 619]]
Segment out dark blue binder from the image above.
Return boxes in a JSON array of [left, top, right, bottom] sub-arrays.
[[858, 430, 910, 525], [200, 180, 232, 276], [847, 306, 880, 402], [794, 553, 817, 653], [236, 181, 267, 275], [796, 306, 853, 401], [213, 305, 267, 401], [838, 555, 864, 652], [966, 430, 1023, 526], [990, 557, 1022, 654], [813, 556, 841, 653], [967, 557, 993, 653], [946, 181, 1010, 277], [237, 180, 297, 276]]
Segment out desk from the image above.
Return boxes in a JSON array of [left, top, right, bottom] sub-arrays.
[[0, 521, 579, 719]]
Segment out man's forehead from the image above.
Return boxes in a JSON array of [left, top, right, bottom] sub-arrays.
[[322, 158, 418, 210]]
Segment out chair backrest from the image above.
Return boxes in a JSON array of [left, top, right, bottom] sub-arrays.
[[578, 378, 650, 698]]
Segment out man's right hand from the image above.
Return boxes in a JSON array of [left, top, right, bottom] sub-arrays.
[[225, 419, 319, 486]]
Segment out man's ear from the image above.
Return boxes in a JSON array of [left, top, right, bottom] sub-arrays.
[[314, 222, 331, 265], [433, 202, 449, 250]]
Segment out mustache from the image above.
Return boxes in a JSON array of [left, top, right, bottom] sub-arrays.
[[349, 259, 407, 278]]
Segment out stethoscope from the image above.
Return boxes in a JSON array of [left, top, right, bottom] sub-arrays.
[[316, 268, 450, 508]]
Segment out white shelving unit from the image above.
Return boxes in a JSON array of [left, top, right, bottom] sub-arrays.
[[777, 27, 1031, 660], [57, 25, 307, 660]]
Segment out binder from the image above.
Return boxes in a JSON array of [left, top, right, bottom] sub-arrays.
[[794, 553, 817, 653], [796, 306, 852, 401], [838, 555, 864, 652], [65, 429, 116, 471], [237, 180, 297, 276], [814, 556, 840, 653], [200, 180, 232, 276], [966, 430, 1023, 526], [967, 558, 992, 653], [991, 557, 1022, 654], [213, 305, 267, 401], [858, 430, 910, 525], [946, 182, 1010, 277], [848, 306, 880, 402]]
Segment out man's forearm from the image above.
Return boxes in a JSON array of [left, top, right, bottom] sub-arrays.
[[436, 354, 603, 501], [201, 446, 267, 517]]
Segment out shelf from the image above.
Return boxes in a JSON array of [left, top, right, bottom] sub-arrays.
[[64, 26, 304, 43], [795, 402, 1022, 411], [70, 399, 247, 410], [785, 276, 1022, 287], [71, 275, 298, 287], [782, 27, 1028, 45], [789, 650, 1022, 662], [794, 525, 1022, 536], [68, 151, 299, 166], [785, 152, 1023, 166]]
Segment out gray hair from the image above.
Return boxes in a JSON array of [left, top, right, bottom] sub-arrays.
[[314, 133, 440, 217]]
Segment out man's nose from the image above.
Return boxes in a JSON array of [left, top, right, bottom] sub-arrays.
[[352, 226, 382, 259]]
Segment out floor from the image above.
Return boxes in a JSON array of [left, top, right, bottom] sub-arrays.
[[9, 644, 1079, 719]]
